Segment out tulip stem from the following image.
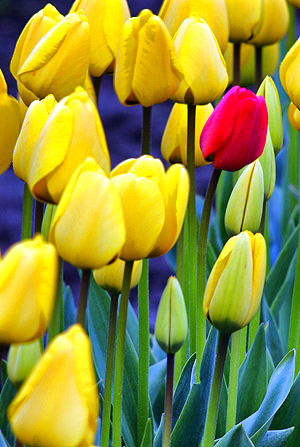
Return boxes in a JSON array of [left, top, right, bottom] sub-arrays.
[[93, 75, 102, 105], [226, 330, 241, 432], [21, 183, 33, 239], [233, 43, 241, 86], [196, 168, 222, 380], [47, 257, 63, 344], [112, 260, 134, 447], [202, 332, 230, 447], [255, 46, 263, 91], [76, 269, 91, 327], [34, 200, 44, 234], [162, 353, 175, 447], [101, 292, 119, 447], [175, 227, 186, 384], [138, 258, 150, 444], [142, 106, 152, 155], [187, 104, 197, 356]]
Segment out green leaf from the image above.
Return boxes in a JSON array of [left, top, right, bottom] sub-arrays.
[[1, 361, 7, 389], [63, 285, 76, 330], [140, 419, 153, 447], [216, 170, 234, 246], [172, 353, 196, 426], [254, 428, 294, 447], [0, 431, 9, 447], [270, 250, 297, 316], [237, 325, 267, 423], [215, 423, 254, 446], [262, 299, 284, 366], [149, 359, 166, 429], [153, 414, 164, 447], [241, 350, 295, 440], [0, 378, 16, 446], [216, 376, 228, 439]]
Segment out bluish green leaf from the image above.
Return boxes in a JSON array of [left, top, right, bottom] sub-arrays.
[[0, 378, 16, 446], [172, 353, 196, 427], [216, 170, 234, 246], [254, 428, 294, 447], [0, 431, 9, 447], [237, 325, 267, 423], [262, 299, 284, 366], [153, 414, 164, 447], [140, 419, 153, 447], [63, 285, 76, 330], [216, 376, 228, 439], [127, 300, 139, 355], [1, 361, 7, 389], [215, 423, 254, 446], [149, 359, 166, 429], [270, 250, 297, 316]]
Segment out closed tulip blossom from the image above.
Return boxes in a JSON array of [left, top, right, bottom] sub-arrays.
[[288, 102, 300, 132], [111, 155, 189, 260], [10, 4, 90, 106], [49, 158, 126, 270], [249, 0, 289, 46], [200, 86, 268, 171], [94, 258, 142, 294], [14, 87, 110, 204], [159, 0, 229, 53], [114, 9, 183, 107], [225, 0, 263, 43], [203, 231, 266, 333], [0, 235, 58, 344], [171, 15, 228, 105], [7, 339, 42, 386], [8, 324, 99, 447], [70, 0, 130, 77], [280, 37, 300, 110]]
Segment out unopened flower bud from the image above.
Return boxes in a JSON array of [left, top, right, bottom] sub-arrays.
[[7, 339, 42, 387]]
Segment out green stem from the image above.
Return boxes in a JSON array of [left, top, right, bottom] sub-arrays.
[[138, 258, 150, 444], [162, 353, 175, 447], [101, 293, 119, 447], [239, 326, 247, 366], [112, 261, 134, 447], [76, 269, 91, 327], [196, 168, 222, 380], [255, 46, 263, 92], [21, 183, 33, 239], [233, 43, 241, 86], [47, 257, 63, 344], [174, 228, 185, 384], [41, 204, 55, 241], [226, 330, 241, 431], [187, 104, 197, 356], [202, 332, 230, 447], [93, 75, 102, 105], [34, 200, 44, 234], [142, 107, 152, 155]]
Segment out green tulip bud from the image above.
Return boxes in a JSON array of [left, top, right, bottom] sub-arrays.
[[259, 128, 276, 200], [225, 160, 264, 236], [7, 339, 42, 386], [257, 76, 283, 155], [155, 276, 188, 354]]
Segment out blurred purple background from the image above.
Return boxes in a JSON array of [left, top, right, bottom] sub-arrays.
[[0, 0, 212, 327]]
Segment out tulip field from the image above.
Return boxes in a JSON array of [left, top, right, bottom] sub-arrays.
[[1, 0, 300, 446]]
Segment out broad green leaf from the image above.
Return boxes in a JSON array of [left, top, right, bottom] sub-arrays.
[[0, 378, 16, 446], [126, 300, 139, 355], [215, 423, 254, 446], [216, 169, 234, 246], [149, 359, 166, 428], [1, 361, 7, 389], [63, 285, 76, 330], [270, 250, 297, 316], [237, 325, 267, 423], [262, 299, 284, 366], [172, 353, 196, 426], [140, 419, 153, 447], [153, 414, 164, 447], [255, 428, 294, 447], [216, 376, 228, 439]]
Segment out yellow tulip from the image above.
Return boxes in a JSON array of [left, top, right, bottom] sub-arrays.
[[14, 87, 110, 204], [10, 4, 90, 106], [225, 161, 264, 236], [111, 155, 189, 260], [114, 9, 183, 107], [0, 69, 21, 175], [288, 102, 300, 132], [280, 36, 300, 110], [171, 14, 228, 105], [7, 339, 42, 387], [94, 258, 142, 294], [224, 0, 263, 43], [161, 102, 213, 167], [0, 235, 58, 344], [49, 158, 125, 269], [70, 0, 130, 76], [8, 324, 99, 447], [159, 0, 229, 53], [155, 276, 188, 354], [203, 231, 266, 333], [249, 0, 289, 46]]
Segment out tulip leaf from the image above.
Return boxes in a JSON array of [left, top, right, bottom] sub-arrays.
[[237, 325, 267, 423], [254, 428, 294, 447], [0, 378, 16, 447], [265, 224, 299, 306], [270, 249, 297, 316], [149, 358, 166, 429], [240, 350, 295, 440], [1, 361, 7, 389], [261, 299, 284, 366], [215, 423, 254, 446], [0, 431, 9, 447], [216, 170, 234, 246], [172, 353, 196, 426], [63, 285, 76, 330], [140, 418, 153, 447], [216, 376, 228, 439], [270, 370, 300, 446], [153, 414, 164, 447]]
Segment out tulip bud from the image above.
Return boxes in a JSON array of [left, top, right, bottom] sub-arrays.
[[171, 14, 228, 105], [288, 102, 300, 132], [159, 0, 229, 53], [203, 231, 266, 333], [257, 76, 283, 155], [7, 339, 42, 387], [249, 0, 289, 46], [8, 324, 99, 447], [225, 0, 263, 43], [10, 4, 90, 106], [225, 161, 264, 236], [70, 0, 130, 76], [280, 37, 300, 110], [94, 258, 142, 294], [259, 128, 276, 200], [155, 276, 188, 353], [114, 9, 183, 107], [0, 235, 58, 344], [200, 86, 268, 171], [0, 70, 21, 175], [49, 158, 126, 269], [161, 102, 213, 167]]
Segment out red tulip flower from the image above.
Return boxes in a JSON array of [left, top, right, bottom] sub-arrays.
[[200, 86, 268, 171]]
